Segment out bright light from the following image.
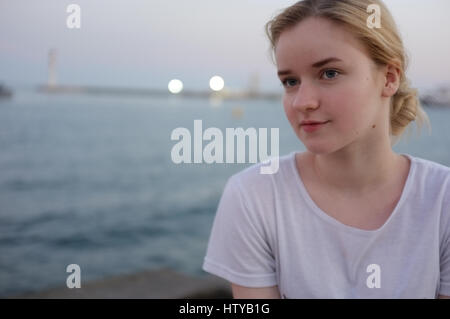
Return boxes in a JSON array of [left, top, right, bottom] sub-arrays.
[[168, 79, 183, 94], [209, 76, 225, 91]]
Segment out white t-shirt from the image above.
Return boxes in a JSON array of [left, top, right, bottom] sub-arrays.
[[202, 151, 450, 298]]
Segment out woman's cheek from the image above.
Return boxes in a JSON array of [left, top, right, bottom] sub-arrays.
[[283, 97, 295, 123], [285, 105, 298, 128]]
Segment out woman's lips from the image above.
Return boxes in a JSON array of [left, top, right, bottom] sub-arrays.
[[300, 121, 330, 133]]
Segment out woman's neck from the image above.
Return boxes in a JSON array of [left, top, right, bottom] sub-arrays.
[[307, 145, 404, 196]]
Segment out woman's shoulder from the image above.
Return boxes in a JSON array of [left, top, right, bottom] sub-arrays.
[[409, 154, 450, 179], [407, 153, 450, 200]]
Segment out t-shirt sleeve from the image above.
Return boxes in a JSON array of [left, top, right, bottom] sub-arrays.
[[440, 201, 450, 296], [202, 175, 277, 288]]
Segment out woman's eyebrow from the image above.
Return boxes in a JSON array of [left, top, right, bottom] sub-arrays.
[[277, 57, 343, 77], [277, 70, 292, 77], [311, 57, 343, 68]]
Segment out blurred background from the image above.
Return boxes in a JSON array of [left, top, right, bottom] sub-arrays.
[[0, 0, 450, 298]]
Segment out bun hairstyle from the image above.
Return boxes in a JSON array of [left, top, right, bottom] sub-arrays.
[[265, 0, 431, 145]]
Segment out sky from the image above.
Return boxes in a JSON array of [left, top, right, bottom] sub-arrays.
[[1, 0, 449, 92]]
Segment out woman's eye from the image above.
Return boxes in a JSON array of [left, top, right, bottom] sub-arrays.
[[321, 69, 340, 80], [281, 78, 298, 88]]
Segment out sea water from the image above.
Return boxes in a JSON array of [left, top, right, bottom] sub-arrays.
[[0, 89, 449, 297]]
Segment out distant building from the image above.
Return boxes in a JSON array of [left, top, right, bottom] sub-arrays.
[[0, 84, 13, 99], [421, 86, 450, 107]]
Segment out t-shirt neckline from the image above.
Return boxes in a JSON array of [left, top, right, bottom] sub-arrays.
[[289, 151, 416, 236]]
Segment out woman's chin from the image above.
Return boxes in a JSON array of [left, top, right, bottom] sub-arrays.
[[302, 142, 336, 155], [303, 145, 329, 155]]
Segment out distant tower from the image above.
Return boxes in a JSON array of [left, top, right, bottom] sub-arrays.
[[48, 49, 57, 87], [247, 72, 260, 94]]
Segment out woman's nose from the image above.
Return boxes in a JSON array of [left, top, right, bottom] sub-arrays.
[[291, 84, 319, 112]]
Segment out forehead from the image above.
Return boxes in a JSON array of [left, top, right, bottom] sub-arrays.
[[274, 17, 369, 68]]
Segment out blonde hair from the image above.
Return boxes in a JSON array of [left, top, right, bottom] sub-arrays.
[[265, 0, 431, 145]]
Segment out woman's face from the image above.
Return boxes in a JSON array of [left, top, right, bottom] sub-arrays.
[[275, 17, 390, 155]]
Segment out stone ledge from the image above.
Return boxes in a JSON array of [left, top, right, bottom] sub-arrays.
[[9, 268, 232, 299]]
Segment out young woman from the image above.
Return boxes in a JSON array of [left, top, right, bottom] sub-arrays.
[[202, 0, 450, 299]]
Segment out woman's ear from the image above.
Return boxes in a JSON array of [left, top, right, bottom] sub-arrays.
[[381, 62, 401, 98]]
